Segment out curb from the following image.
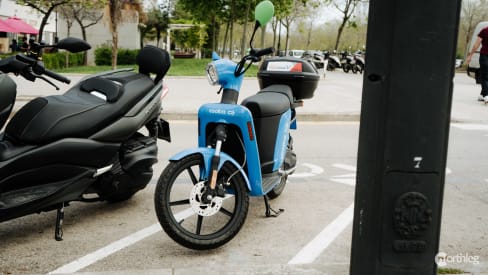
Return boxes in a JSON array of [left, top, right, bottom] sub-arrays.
[[12, 97, 361, 122], [10, 98, 484, 124]]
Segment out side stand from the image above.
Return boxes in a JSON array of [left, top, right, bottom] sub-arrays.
[[55, 203, 65, 241], [263, 195, 284, 217]]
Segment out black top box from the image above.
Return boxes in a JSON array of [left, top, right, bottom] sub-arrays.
[[257, 57, 319, 100]]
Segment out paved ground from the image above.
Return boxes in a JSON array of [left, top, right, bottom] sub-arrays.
[[2, 69, 488, 275]]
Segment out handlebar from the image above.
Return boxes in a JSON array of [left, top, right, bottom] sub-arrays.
[[252, 47, 275, 58], [43, 68, 71, 84], [0, 54, 71, 87]]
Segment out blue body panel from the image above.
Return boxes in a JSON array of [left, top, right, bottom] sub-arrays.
[[198, 103, 265, 196], [213, 59, 244, 92], [272, 109, 292, 171], [169, 147, 252, 191]]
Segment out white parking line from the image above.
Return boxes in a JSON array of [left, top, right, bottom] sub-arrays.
[[288, 203, 354, 265], [289, 163, 324, 178], [332, 163, 356, 172], [451, 123, 488, 131], [49, 224, 161, 274], [49, 208, 195, 274]]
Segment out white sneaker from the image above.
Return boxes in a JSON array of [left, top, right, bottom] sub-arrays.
[[478, 95, 485, 101], [484, 96, 488, 103]]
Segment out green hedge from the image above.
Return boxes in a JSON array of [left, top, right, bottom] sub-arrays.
[[95, 47, 140, 66], [42, 52, 84, 70], [0, 52, 84, 70]]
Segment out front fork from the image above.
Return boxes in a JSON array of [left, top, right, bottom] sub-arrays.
[[202, 124, 227, 203]]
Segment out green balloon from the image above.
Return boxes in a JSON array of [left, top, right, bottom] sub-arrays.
[[255, 0, 275, 27]]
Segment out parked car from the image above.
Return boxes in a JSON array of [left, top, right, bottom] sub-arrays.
[[287, 49, 305, 58]]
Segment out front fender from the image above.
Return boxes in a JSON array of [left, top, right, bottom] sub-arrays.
[[169, 148, 251, 191]]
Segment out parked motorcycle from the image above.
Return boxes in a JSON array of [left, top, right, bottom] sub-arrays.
[[302, 50, 326, 78], [340, 51, 357, 73], [353, 50, 365, 74], [154, 0, 319, 250], [0, 37, 171, 240], [324, 50, 342, 71]]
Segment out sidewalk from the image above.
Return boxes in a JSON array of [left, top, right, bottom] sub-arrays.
[[11, 71, 488, 123]]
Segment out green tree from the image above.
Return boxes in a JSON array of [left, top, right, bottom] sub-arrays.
[[59, 1, 105, 65], [16, 0, 71, 42], [107, 0, 122, 69], [176, 0, 223, 52], [325, 0, 368, 50], [106, 0, 144, 69], [146, 7, 169, 48]]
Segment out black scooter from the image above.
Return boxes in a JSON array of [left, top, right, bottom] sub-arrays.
[[0, 38, 171, 240]]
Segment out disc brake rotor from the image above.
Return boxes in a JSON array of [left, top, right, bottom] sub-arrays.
[[189, 182, 224, 216]]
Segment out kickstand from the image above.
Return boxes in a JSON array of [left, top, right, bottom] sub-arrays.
[[263, 195, 284, 218], [55, 203, 65, 241]]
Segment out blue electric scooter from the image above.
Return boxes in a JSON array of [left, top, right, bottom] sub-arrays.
[[154, 0, 319, 250]]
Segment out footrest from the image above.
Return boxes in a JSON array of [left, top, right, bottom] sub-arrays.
[[0, 184, 60, 209]]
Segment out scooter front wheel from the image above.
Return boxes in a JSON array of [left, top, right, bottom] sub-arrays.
[[154, 154, 249, 250]]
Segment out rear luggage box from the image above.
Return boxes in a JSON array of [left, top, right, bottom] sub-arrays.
[[257, 57, 320, 100]]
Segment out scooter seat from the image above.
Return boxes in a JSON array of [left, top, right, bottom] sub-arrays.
[[258, 84, 294, 105], [242, 85, 292, 118], [4, 71, 154, 145]]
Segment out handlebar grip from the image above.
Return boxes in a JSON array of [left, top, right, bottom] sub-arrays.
[[254, 47, 275, 57], [44, 69, 71, 84]]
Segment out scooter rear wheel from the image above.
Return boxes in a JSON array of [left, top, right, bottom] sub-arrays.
[[154, 154, 249, 250]]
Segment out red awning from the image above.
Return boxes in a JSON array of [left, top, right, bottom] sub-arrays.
[[0, 19, 16, 33], [3, 16, 38, 34]]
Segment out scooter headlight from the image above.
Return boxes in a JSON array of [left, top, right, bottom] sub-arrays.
[[206, 63, 219, 85]]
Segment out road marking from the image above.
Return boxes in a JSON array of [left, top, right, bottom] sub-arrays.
[[446, 168, 452, 175], [288, 203, 354, 265], [49, 209, 196, 274], [332, 163, 356, 172], [289, 163, 324, 178], [330, 163, 356, 186], [451, 123, 488, 131], [330, 177, 355, 186]]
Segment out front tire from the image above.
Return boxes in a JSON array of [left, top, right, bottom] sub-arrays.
[[154, 154, 249, 250]]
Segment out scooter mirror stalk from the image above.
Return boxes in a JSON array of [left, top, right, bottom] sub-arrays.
[[250, 0, 275, 50]]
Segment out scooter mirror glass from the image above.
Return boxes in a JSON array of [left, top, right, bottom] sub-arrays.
[[255, 0, 274, 27], [56, 37, 91, 53]]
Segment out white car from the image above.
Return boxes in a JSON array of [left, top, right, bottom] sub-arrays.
[[287, 49, 305, 58], [467, 21, 488, 83]]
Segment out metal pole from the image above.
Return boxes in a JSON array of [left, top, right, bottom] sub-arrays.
[[350, 0, 461, 274]]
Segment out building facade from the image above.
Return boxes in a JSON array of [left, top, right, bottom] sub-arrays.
[[57, 7, 141, 65], [0, 0, 56, 53]]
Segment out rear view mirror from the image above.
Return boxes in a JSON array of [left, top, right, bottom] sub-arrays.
[[56, 37, 91, 53], [255, 0, 274, 27]]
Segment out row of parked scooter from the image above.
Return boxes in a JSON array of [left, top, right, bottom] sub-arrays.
[[302, 50, 366, 74]]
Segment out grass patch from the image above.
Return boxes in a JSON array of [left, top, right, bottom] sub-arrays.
[[438, 267, 466, 274], [56, 58, 260, 77]]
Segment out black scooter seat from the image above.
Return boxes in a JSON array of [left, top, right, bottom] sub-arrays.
[[4, 71, 154, 145], [242, 84, 293, 118]]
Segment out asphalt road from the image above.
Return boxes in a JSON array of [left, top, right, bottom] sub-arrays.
[[0, 121, 487, 275]]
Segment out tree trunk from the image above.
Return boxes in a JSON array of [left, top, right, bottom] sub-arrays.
[[221, 21, 230, 57], [81, 27, 88, 66], [112, 31, 118, 70], [240, 0, 252, 58], [65, 26, 71, 68], [335, 17, 347, 50]]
